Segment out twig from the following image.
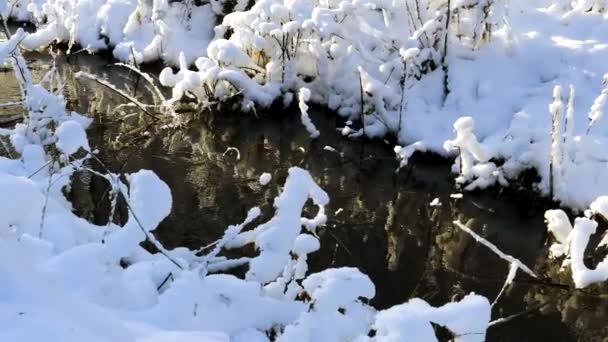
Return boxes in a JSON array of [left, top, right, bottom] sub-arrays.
[[398, 60, 407, 136], [85, 152, 184, 270], [75, 71, 159, 121], [112, 63, 177, 118], [39, 162, 54, 238], [27, 160, 52, 178], [442, 264, 570, 289], [358, 68, 366, 160], [442, 0, 451, 99], [453, 220, 537, 278], [488, 297, 560, 327], [491, 262, 517, 308], [157, 272, 173, 291]]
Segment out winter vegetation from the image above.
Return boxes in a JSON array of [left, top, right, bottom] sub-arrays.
[[5, 0, 608, 208], [0, 33, 489, 341], [1, 0, 608, 340]]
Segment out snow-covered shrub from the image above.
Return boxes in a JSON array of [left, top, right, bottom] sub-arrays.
[[157, 0, 495, 139], [443, 116, 508, 190], [440, 79, 608, 210], [20, 0, 215, 65], [210, 0, 252, 17], [394, 141, 427, 169], [544, 196, 608, 288], [5, 0, 515, 148], [587, 73, 608, 133], [452, 0, 507, 49]]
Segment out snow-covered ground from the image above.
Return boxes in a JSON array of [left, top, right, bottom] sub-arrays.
[[2, 0, 608, 340]]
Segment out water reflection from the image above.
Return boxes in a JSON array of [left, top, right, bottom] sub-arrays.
[[2, 50, 607, 341]]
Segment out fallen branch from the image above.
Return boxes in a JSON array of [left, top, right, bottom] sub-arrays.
[[453, 220, 537, 278], [75, 71, 159, 121], [113, 63, 177, 118]]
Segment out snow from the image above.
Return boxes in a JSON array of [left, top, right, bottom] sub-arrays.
[[454, 220, 537, 279], [430, 198, 442, 207], [544, 209, 573, 258], [505, 262, 519, 286], [0, 37, 495, 337], [0, 173, 44, 236], [105, 170, 172, 258], [298, 87, 320, 139], [5, 0, 608, 209], [569, 217, 608, 288], [394, 142, 426, 169], [259, 172, 272, 186], [293, 233, 320, 255], [544, 198, 608, 288], [0, 70, 495, 340], [304, 267, 375, 312], [444, 117, 494, 189], [589, 195, 608, 220], [371, 294, 491, 342], [242, 167, 328, 283], [10, 0, 608, 338], [55, 120, 90, 155], [278, 267, 376, 341], [110, 0, 608, 210]]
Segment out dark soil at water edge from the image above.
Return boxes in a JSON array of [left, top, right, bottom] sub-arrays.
[[1, 50, 606, 341]]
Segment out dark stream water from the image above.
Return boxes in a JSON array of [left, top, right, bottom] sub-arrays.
[[2, 50, 608, 341]]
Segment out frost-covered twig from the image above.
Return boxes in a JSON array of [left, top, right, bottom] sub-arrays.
[[86, 152, 184, 269], [38, 162, 54, 238], [453, 220, 537, 278], [549, 85, 565, 199], [298, 88, 319, 139], [488, 299, 556, 327], [200, 207, 260, 276], [442, 0, 452, 97], [75, 71, 159, 121], [124, 197, 185, 270], [491, 262, 518, 308], [562, 85, 575, 172], [113, 63, 177, 119]]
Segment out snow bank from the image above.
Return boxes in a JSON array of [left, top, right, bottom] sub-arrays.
[[371, 294, 491, 342], [19, 0, 215, 66]]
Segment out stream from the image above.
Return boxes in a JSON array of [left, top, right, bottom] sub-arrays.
[[1, 49, 607, 341]]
